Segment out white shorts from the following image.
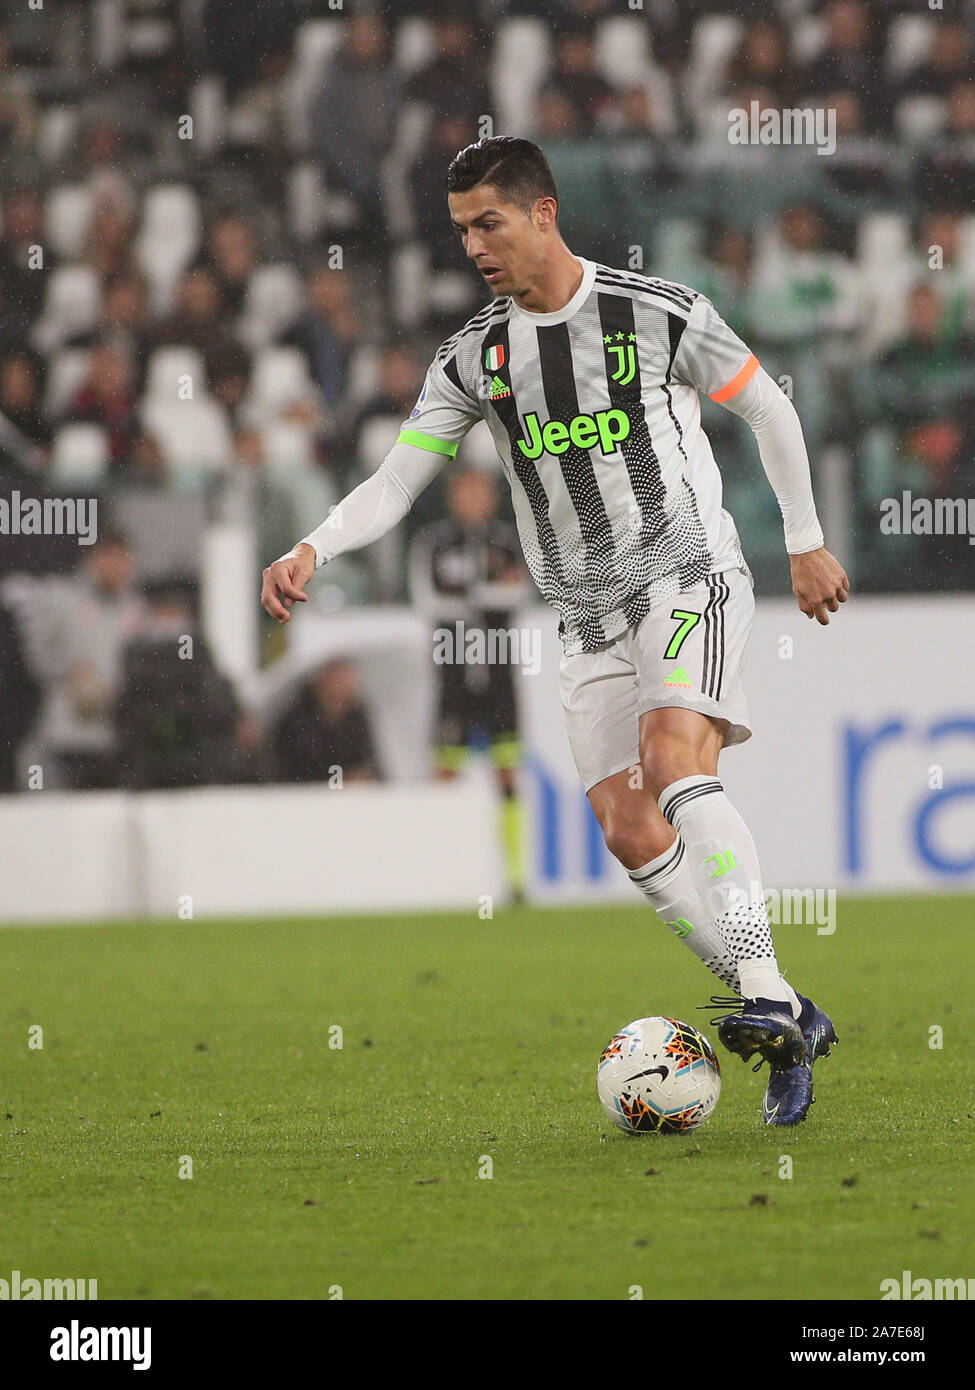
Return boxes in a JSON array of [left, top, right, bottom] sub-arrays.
[[559, 568, 755, 793]]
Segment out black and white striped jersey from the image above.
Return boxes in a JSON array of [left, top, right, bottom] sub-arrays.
[[397, 257, 759, 656]]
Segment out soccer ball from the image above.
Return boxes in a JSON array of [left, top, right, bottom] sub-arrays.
[[597, 1016, 721, 1134]]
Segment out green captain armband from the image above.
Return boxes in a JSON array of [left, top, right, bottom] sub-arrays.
[[396, 430, 460, 458]]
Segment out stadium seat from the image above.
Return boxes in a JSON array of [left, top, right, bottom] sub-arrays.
[[245, 347, 321, 426], [292, 17, 345, 76], [49, 423, 109, 487], [490, 18, 551, 138], [45, 184, 93, 259], [44, 348, 92, 418], [287, 161, 325, 243], [141, 397, 234, 489], [895, 96, 946, 142], [113, 490, 207, 580], [686, 16, 742, 113], [956, 215, 975, 277], [635, 66, 678, 137], [238, 265, 307, 351], [390, 243, 429, 329], [135, 184, 202, 314], [752, 219, 785, 271], [37, 106, 79, 165], [189, 75, 227, 158], [261, 420, 316, 475], [32, 266, 101, 354], [595, 16, 654, 87], [856, 213, 911, 275], [855, 214, 913, 354], [357, 416, 402, 473], [654, 219, 706, 283], [428, 271, 479, 319], [791, 16, 826, 65], [859, 278, 911, 358], [145, 347, 207, 404], [383, 102, 431, 242], [457, 421, 503, 474], [343, 344, 382, 411], [394, 17, 435, 73], [282, 18, 345, 152], [886, 16, 936, 75]]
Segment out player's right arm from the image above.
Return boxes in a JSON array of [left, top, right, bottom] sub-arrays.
[[260, 351, 481, 624]]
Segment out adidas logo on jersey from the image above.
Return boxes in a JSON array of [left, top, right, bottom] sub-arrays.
[[489, 374, 511, 400], [664, 666, 693, 689]]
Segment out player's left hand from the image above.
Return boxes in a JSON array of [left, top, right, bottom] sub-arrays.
[[789, 547, 850, 625]]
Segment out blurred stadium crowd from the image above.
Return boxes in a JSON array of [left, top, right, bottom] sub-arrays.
[[1, 0, 973, 792]]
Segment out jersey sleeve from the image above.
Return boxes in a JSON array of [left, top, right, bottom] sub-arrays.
[[396, 351, 482, 459], [671, 295, 761, 405]]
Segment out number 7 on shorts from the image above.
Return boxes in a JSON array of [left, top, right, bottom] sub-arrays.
[[664, 609, 701, 660]]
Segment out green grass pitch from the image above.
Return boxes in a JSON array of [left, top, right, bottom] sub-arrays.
[[2, 897, 972, 1301]]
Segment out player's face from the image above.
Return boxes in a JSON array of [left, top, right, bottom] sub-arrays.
[[448, 185, 548, 299]]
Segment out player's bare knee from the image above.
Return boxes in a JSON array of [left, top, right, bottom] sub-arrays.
[[601, 813, 672, 870], [640, 738, 700, 800]]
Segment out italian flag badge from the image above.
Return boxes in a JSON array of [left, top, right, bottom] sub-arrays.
[[485, 344, 505, 371]]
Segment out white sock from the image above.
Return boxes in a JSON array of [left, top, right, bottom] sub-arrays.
[[628, 833, 740, 990], [658, 775, 801, 1018]]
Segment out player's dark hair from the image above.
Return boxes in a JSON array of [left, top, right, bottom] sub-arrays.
[[446, 137, 558, 218]]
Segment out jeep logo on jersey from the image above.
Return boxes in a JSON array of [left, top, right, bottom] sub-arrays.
[[515, 408, 631, 459]]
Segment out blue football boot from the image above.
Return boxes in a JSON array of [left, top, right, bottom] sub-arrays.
[[702, 992, 837, 1126], [761, 994, 838, 1127], [709, 995, 806, 1072]]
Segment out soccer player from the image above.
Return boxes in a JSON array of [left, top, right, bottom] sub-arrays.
[[261, 137, 847, 1126]]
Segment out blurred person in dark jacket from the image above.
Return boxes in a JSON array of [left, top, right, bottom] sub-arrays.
[[405, 13, 491, 128], [798, 0, 891, 134], [284, 263, 360, 414], [540, 23, 615, 136], [0, 187, 51, 352], [408, 466, 530, 898], [724, 20, 798, 109], [149, 265, 241, 375], [874, 282, 975, 422], [92, 271, 151, 390], [202, 0, 297, 101], [273, 657, 380, 785], [196, 211, 258, 318], [350, 342, 424, 439], [915, 82, 975, 214], [312, 14, 401, 246], [410, 111, 485, 280], [116, 576, 240, 789]]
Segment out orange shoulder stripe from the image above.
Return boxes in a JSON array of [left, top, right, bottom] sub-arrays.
[[708, 353, 760, 403]]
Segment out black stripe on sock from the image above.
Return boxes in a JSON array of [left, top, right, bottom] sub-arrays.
[[630, 837, 685, 885], [660, 779, 723, 825]]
